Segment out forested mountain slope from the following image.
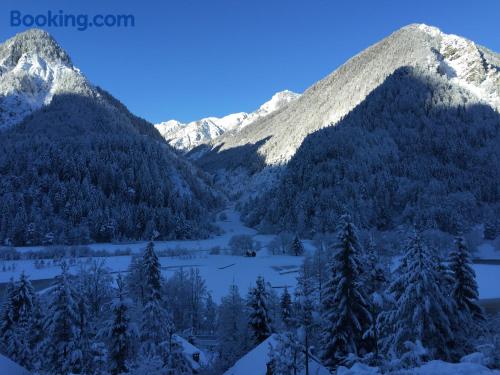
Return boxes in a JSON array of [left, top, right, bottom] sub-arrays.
[[0, 30, 222, 246], [243, 67, 500, 235]]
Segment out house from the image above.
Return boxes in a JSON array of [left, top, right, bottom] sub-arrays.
[[224, 334, 331, 375], [174, 334, 209, 373]]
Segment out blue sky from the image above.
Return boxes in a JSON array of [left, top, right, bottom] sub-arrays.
[[2, 0, 499, 123]]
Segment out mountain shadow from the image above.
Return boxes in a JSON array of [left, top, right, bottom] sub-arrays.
[[243, 66, 500, 235], [0, 93, 222, 246]]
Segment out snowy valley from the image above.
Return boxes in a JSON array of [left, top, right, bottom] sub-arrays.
[[0, 22, 499, 375]]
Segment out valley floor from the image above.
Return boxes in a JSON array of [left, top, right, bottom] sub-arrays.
[[1, 207, 499, 304]]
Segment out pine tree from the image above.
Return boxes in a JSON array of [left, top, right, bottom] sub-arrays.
[[140, 241, 172, 356], [321, 215, 371, 369], [0, 278, 17, 353], [44, 262, 81, 374], [0, 273, 39, 369], [449, 237, 484, 324], [280, 287, 293, 329], [290, 235, 305, 256], [7, 272, 36, 368], [108, 273, 134, 375], [247, 276, 273, 344], [12, 272, 35, 324], [382, 231, 453, 360]]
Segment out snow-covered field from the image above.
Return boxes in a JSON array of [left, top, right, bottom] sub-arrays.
[[0, 208, 305, 301], [14, 207, 263, 255], [1, 208, 499, 302]]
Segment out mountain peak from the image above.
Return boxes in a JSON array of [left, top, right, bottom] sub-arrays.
[[155, 90, 301, 151], [258, 90, 301, 113], [402, 23, 443, 36], [198, 24, 499, 167], [0, 29, 93, 130], [0, 28, 72, 68]]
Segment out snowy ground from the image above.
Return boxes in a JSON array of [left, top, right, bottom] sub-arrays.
[[0, 253, 305, 302], [0, 208, 305, 301], [15, 207, 263, 255], [1, 208, 499, 302]]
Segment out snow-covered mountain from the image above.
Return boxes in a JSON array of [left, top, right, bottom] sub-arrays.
[[0, 29, 96, 130], [198, 24, 500, 167], [154, 90, 300, 151], [0, 29, 222, 246], [192, 24, 500, 235]]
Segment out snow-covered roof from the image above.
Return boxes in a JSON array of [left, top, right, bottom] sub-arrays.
[[174, 334, 209, 371], [0, 354, 31, 375], [224, 334, 330, 375]]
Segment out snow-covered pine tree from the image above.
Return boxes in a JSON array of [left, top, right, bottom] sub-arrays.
[[140, 241, 173, 357], [382, 231, 453, 360], [0, 278, 17, 352], [43, 262, 81, 374], [449, 237, 484, 324], [6, 272, 36, 369], [108, 273, 134, 375], [290, 235, 305, 256], [247, 276, 273, 344], [321, 215, 371, 369], [11, 272, 35, 324], [280, 287, 293, 329], [435, 255, 455, 297]]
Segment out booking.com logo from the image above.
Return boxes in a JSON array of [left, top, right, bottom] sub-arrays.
[[10, 10, 135, 31]]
